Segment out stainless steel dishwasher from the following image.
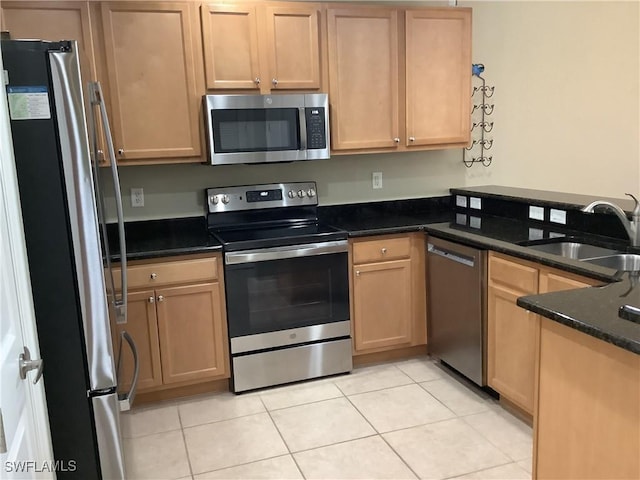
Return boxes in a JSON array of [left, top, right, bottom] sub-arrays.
[[426, 236, 487, 386]]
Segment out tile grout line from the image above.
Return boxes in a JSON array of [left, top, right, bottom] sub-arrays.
[[176, 404, 195, 479], [258, 395, 307, 480], [341, 383, 422, 480], [439, 459, 529, 480]]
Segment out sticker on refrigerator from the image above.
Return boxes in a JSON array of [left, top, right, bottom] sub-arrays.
[[7, 86, 51, 120]]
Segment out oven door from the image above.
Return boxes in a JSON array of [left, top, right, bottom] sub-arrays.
[[224, 241, 350, 353]]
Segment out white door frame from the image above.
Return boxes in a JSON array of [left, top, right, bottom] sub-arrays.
[[0, 41, 55, 477]]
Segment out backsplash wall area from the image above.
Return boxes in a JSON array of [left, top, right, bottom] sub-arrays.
[[104, 149, 463, 221], [103, 0, 639, 222]]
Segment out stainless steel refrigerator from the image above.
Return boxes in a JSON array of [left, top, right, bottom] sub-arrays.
[[2, 39, 137, 479]]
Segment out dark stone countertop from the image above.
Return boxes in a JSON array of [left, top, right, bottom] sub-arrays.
[[319, 196, 451, 236], [517, 279, 640, 355], [105, 216, 221, 261]]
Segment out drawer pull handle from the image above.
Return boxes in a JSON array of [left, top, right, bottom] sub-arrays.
[[148, 296, 155, 304], [150, 273, 157, 280], [157, 295, 164, 302], [381, 248, 387, 254]]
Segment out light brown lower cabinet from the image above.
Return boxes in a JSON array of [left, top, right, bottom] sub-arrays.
[[109, 254, 229, 396], [534, 318, 640, 479], [350, 233, 426, 355], [487, 252, 601, 415]]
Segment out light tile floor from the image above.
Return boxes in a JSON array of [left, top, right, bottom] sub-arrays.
[[121, 357, 532, 480]]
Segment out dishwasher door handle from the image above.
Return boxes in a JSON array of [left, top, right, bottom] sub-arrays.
[[427, 243, 475, 267]]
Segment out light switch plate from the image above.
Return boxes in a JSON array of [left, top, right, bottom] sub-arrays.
[[372, 172, 383, 189], [550, 209, 567, 224], [529, 205, 545, 221], [470, 197, 482, 210]]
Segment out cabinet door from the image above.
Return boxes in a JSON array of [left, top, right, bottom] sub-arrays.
[[265, 4, 321, 91], [156, 282, 228, 384], [405, 8, 471, 147], [0, 1, 110, 166], [353, 259, 412, 352], [201, 3, 260, 91], [327, 8, 400, 151], [539, 270, 599, 293], [110, 289, 163, 393], [487, 283, 538, 414], [100, 2, 202, 160], [1, 2, 95, 87]]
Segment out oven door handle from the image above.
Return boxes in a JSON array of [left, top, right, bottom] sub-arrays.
[[225, 240, 348, 265]]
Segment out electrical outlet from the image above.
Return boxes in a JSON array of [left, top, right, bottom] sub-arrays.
[[372, 172, 383, 189], [131, 187, 144, 207]]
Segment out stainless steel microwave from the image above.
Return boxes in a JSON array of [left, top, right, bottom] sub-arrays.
[[203, 93, 330, 165]]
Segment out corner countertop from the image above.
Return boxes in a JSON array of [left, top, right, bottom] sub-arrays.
[[517, 279, 640, 355]]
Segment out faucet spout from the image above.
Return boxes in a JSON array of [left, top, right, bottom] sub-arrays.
[[581, 194, 640, 247]]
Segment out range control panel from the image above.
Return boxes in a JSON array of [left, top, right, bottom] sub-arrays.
[[206, 182, 318, 213]]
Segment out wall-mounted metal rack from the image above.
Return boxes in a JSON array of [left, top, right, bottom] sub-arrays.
[[463, 64, 494, 168]]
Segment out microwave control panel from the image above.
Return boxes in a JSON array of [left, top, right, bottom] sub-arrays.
[[305, 107, 326, 149]]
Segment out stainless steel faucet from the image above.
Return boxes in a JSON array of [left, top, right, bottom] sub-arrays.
[[581, 193, 640, 247]]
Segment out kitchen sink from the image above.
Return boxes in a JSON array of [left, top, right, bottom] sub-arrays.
[[582, 254, 640, 271], [525, 241, 623, 260]]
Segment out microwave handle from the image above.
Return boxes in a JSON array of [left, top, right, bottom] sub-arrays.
[[298, 107, 307, 151]]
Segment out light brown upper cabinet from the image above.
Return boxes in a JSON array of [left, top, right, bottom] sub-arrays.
[[327, 6, 471, 154], [98, 2, 203, 162], [327, 8, 400, 151], [201, 2, 322, 93], [405, 9, 471, 147], [0, 1, 111, 165], [1, 2, 95, 85]]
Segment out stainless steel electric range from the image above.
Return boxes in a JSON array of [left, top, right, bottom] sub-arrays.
[[206, 182, 352, 392]]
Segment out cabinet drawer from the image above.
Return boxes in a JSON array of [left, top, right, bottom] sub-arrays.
[[353, 236, 411, 264], [110, 257, 218, 290], [488, 254, 537, 294]]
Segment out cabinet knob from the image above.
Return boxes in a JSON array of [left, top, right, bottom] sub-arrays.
[[356, 270, 360, 277], [148, 296, 155, 304], [97, 149, 105, 162], [254, 77, 261, 85], [381, 247, 387, 254], [118, 148, 124, 155], [409, 137, 415, 142], [272, 78, 278, 87], [393, 137, 400, 143], [150, 273, 157, 280], [157, 295, 164, 302]]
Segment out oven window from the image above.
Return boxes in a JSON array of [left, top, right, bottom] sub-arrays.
[[225, 252, 349, 338], [211, 108, 300, 153]]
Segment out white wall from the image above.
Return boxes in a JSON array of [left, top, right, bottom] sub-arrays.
[[104, 0, 640, 221]]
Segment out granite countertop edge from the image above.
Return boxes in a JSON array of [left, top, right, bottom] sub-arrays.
[[516, 296, 640, 355]]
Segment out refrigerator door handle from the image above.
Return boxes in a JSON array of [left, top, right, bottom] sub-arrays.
[[116, 330, 139, 411], [88, 81, 128, 324]]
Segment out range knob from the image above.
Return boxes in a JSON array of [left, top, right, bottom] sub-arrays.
[[221, 194, 230, 204], [298, 190, 306, 198], [307, 189, 316, 198], [210, 195, 219, 205], [288, 190, 297, 199]]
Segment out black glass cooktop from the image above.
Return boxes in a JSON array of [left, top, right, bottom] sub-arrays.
[[210, 222, 347, 251]]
